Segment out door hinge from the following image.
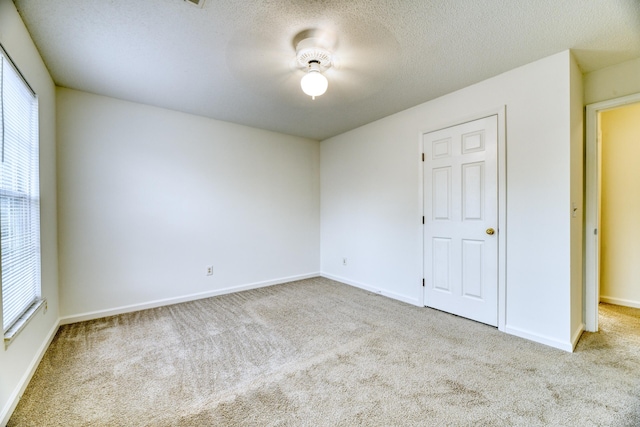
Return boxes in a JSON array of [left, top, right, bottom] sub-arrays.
[[422, 153, 425, 161], [422, 216, 425, 224], [422, 278, 425, 287]]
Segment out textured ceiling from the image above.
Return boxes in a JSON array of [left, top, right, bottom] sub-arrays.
[[13, 0, 640, 140]]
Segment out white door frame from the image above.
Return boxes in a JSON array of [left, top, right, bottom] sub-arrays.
[[584, 92, 640, 332], [420, 106, 507, 331]]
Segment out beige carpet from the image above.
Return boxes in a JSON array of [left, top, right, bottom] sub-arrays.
[[8, 277, 640, 426]]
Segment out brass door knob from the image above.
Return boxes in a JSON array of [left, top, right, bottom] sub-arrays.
[[486, 228, 495, 235]]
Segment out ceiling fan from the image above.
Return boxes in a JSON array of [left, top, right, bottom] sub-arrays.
[[294, 29, 334, 100], [225, 19, 400, 105]]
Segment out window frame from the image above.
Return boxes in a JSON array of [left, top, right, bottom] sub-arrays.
[[0, 43, 44, 348]]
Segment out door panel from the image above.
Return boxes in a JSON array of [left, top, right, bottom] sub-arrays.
[[462, 162, 483, 220], [433, 167, 451, 220], [461, 239, 483, 299], [433, 238, 452, 292], [423, 115, 498, 326]]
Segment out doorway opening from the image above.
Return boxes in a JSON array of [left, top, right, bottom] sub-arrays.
[[584, 93, 640, 332]]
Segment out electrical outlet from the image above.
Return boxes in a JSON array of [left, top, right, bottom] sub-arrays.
[[342, 258, 347, 266], [43, 300, 48, 314], [206, 266, 213, 276]]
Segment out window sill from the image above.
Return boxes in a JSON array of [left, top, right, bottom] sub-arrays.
[[4, 299, 46, 350]]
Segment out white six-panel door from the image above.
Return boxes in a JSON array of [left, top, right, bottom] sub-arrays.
[[423, 115, 498, 326]]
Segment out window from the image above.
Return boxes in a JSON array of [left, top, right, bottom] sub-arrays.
[[1, 46, 42, 342]]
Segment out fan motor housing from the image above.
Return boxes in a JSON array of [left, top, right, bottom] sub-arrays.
[[296, 37, 332, 71]]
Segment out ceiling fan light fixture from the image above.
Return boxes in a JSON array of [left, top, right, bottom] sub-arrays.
[[295, 35, 333, 100], [300, 61, 328, 100]]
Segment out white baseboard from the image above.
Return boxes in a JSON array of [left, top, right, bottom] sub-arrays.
[[599, 295, 640, 309], [571, 323, 585, 351], [1, 319, 60, 427], [59, 272, 320, 325], [320, 272, 422, 307], [504, 325, 574, 352]]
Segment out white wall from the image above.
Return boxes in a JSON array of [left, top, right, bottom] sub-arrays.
[[600, 102, 640, 308], [320, 107, 423, 306], [584, 57, 640, 105], [0, 0, 59, 424], [321, 50, 582, 351], [57, 88, 320, 319]]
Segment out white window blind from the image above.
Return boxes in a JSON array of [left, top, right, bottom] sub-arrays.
[[0, 49, 41, 334]]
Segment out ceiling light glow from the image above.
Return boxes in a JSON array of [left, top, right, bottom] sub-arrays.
[[300, 62, 328, 100]]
